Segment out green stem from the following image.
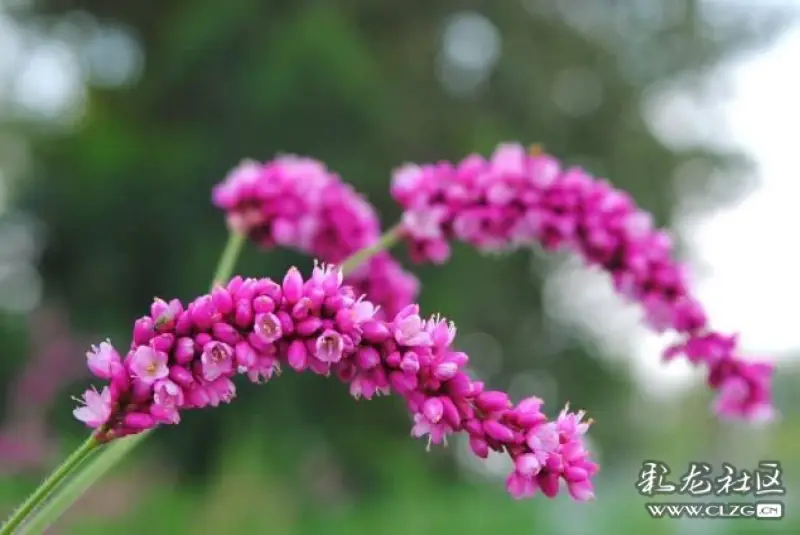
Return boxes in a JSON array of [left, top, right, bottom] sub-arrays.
[[5, 230, 247, 535], [212, 231, 246, 286], [340, 223, 404, 276], [16, 431, 147, 535], [8, 222, 402, 534], [0, 436, 99, 535]]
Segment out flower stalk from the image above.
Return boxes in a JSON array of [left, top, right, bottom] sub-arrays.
[[15, 431, 147, 535], [1, 226, 401, 535], [0, 436, 99, 535], [339, 223, 403, 276], [212, 231, 246, 286], [1, 231, 244, 534]]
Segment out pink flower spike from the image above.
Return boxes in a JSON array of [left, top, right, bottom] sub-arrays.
[[129, 346, 169, 385], [73, 387, 113, 428], [389, 143, 776, 421], [70, 264, 598, 500], [211, 155, 418, 318]]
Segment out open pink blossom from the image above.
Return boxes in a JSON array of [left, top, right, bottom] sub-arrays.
[[315, 330, 345, 363], [200, 342, 234, 381], [73, 387, 113, 428], [86, 340, 121, 380], [128, 346, 169, 385]]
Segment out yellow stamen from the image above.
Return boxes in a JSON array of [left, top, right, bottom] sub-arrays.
[[528, 143, 543, 156]]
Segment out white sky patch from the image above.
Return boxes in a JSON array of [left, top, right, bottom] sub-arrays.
[[550, 20, 800, 399], [648, 24, 800, 392]]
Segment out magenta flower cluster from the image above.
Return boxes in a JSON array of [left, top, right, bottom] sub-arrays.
[[211, 156, 418, 319], [390, 143, 774, 421], [70, 141, 778, 507], [74, 263, 597, 501]]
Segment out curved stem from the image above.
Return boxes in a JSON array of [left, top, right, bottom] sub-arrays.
[[0, 436, 99, 535]]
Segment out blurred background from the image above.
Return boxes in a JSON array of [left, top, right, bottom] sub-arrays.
[[0, 0, 798, 533]]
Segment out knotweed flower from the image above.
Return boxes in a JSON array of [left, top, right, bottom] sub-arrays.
[[212, 156, 418, 318], [72, 262, 597, 501], [72, 387, 113, 429], [390, 143, 775, 421]]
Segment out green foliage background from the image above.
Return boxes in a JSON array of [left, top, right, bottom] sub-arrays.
[[0, 1, 797, 533]]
